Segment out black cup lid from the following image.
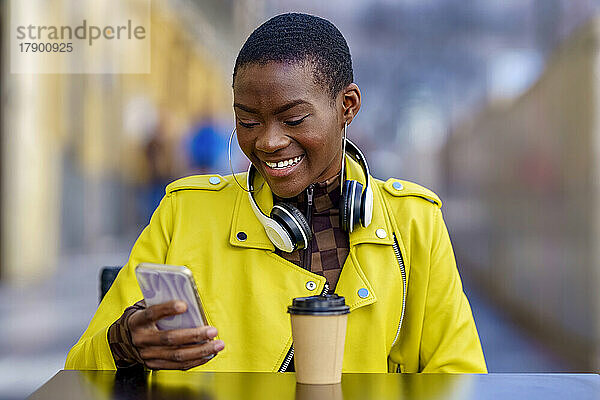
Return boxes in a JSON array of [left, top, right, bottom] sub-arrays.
[[287, 294, 350, 315]]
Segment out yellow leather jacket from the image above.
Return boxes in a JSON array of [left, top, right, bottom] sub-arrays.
[[66, 157, 487, 373]]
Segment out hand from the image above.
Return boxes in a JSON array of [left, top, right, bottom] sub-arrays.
[[127, 300, 224, 370]]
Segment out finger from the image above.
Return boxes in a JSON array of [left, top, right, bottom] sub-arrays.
[[133, 325, 218, 347], [140, 340, 224, 363], [158, 326, 218, 346], [144, 353, 217, 371], [129, 301, 187, 328]]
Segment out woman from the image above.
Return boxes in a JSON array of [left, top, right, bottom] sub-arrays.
[[66, 13, 487, 373]]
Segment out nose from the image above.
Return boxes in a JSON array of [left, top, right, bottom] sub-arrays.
[[254, 124, 290, 154]]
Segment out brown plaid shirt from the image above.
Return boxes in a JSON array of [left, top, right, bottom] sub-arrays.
[[273, 173, 349, 290], [109, 173, 349, 367]]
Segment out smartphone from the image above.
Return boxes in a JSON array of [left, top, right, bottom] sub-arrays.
[[135, 263, 208, 330]]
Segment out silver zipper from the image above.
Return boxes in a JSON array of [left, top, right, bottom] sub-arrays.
[[307, 185, 314, 208], [278, 347, 294, 372], [390, 233, 407, 349], [303, 185, 314, 268], [278, 282, 329, 372]]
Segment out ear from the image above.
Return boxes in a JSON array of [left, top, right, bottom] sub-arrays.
[[342, 83, 361, 125]]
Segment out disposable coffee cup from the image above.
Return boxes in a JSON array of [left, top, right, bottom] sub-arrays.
[[288, 294, 350, 384]]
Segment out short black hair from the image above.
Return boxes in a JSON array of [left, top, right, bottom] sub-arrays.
[[233, 13, 353, 100]]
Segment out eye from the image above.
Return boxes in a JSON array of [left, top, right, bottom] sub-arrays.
[[238, 120, 259, 129], [284, 114, 310, 126]]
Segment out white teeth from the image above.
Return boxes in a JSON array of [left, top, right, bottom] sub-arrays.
[[265, 156, 303, 169]]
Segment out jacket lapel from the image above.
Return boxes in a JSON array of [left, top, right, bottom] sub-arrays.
[[335, 249, 377, 310], [229, 172, 275, 251]]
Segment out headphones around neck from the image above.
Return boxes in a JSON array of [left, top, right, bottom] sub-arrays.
[[247, 138, 373, 253]]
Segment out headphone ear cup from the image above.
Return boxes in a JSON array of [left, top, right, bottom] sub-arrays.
[[340, 180, 352, 232], [361, 184, 373, 227], [270, 203, 312, 251], [351, 181, 363, 232], [340, 180, 363, 233]]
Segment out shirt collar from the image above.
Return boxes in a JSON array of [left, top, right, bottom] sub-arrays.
[[273, 173, 341, 214]]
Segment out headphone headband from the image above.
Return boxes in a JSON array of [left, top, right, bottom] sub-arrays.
[[344, 138, 371, 189], [340, 139, 373, 230]]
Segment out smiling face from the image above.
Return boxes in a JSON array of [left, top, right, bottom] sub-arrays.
[[233, 62, 357, 198]]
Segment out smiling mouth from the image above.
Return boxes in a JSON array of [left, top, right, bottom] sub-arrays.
[[264, 155, 304, 170]]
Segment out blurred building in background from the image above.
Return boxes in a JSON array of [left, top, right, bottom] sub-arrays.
[[444, 17, 600, 370], [0, 0, 259, 284], [1, 0, 600, 396]]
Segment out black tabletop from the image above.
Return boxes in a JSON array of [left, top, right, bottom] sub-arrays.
[[28, 370, 600, 400]]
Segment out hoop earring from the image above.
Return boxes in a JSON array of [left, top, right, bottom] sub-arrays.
[[340, 122, 348, 195], [227, 128, 263, 193]]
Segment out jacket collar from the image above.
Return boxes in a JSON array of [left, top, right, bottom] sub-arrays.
[[229, 156, 394, 250]]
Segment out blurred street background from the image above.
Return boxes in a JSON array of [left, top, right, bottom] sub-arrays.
[[2, 0, 600, 397]]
